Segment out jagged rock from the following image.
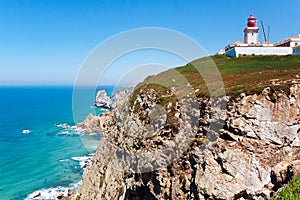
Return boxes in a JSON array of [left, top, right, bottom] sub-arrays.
[[77, 112, 112, 134], [72, 84, 300, 200], [111, 87, 134, 108], [195, 147, 271, 199], [68, 189, 74, 196], [272, 159, 300, 189], [94, 90, 113, 109], [33, 192, 41, 198], [57, 193, 64, 199], [229, 87, 300, 146]]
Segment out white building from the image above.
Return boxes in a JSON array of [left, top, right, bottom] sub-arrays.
[[225, 14, 299, 58], [226, 46, 293, 58], [276, 35, 300, 47]]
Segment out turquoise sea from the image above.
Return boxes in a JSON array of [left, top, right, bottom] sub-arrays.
[[0, 86, 114, 200]]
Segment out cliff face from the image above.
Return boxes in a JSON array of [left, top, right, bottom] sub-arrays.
[[73, 84, 300, 200]]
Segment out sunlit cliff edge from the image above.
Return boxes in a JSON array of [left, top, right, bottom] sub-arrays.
[[72, 55, 300, 200]]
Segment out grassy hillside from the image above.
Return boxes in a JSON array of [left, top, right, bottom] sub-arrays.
[[131, 55, 300, 103], [195, 54, 300, 96]]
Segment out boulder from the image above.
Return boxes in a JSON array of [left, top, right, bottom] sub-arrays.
[[68, 189, 74, 196], [57, 193, 64, 199], [95, 90, 112, 109], [33, 192, 41, 198]]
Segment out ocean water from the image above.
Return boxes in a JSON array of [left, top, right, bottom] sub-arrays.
[[0, 86, 114, 200]]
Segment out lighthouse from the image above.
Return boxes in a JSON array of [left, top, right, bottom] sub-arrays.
[[224, 13, 296, 58], [244, 14, 259, 45]]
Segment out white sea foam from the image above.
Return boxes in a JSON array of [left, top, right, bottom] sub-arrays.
[[24, 182, 80, 200], [58, 131, 70, 135], [55, 123, 85, 135], [22, 129, 30, 134], [25, 154, 94, 199], [55, 123, 70, 129], [71, 153, 94, 169], [25, 153, 94, 200], [58, 159, 70, 162], [25, 122, 97, 199]]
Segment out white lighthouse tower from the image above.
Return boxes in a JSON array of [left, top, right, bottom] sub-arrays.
[[244, 14, 259, 45]]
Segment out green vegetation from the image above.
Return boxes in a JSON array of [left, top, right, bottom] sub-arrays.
[[130, 55, 300, 103], [270, 175, 300, 200], [99, 175, 105, 188], [117, 187, 124, 199], [179, 55, 300, 96], [179, 172, 186, 185], [128, 55, 300, 133], [191, 138, 205, 146], [130, 83, 172, 108]]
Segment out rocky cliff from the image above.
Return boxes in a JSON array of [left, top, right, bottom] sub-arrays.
[[72, 83, 300, 200]]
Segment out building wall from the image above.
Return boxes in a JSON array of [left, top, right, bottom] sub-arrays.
[[226, 47, 293, 58], [294, 46, 300, 55], [276, 38, 300, 47], [291, 41, 300, 47], [244, 27, 259, 44], [245, 32, 259, 44], [225, 48, 237, 58]]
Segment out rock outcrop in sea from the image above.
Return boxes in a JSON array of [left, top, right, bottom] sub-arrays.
[[72, 84, 300, 200], [94, 90, 113, 109], [76, 112, 112, 134], [77, 88, 134, 134]]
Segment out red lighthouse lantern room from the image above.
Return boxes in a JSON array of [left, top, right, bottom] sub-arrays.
[[247, 14, 257, 27]]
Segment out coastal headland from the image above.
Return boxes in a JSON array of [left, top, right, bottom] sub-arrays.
[[72, 55, 300, 199]]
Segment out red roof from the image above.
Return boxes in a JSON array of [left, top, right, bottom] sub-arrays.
[[248, 14, 256, 20]]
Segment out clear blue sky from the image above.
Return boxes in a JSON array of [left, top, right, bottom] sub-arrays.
[[0, 0, 299, 85]]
